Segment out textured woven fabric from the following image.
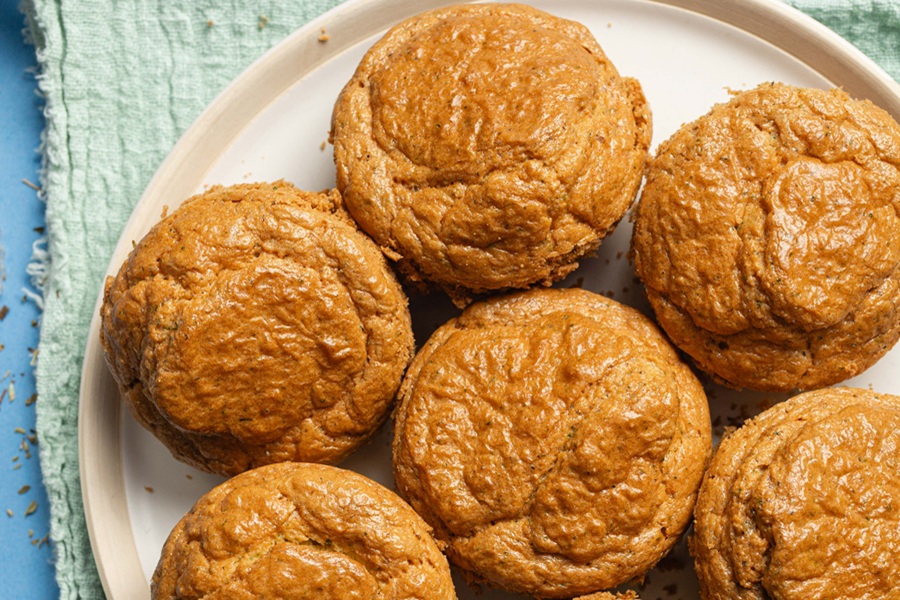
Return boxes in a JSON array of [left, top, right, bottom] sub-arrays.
[[21, 0, 899, 597], [790, 0, 900, 80]]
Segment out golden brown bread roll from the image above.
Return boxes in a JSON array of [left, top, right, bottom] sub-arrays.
[[691, 387, 900, 599], [575, 592, 640, 600], [152, 462, 457, 599], [100, 181, 414, 476], [392, 287, 710, 598], [632, 82, 900, 392], [332, 3, 651, 303]]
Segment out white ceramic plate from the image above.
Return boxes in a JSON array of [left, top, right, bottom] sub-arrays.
[[79, 0, 900, 598]]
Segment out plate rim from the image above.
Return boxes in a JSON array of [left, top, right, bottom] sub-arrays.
[[77, 0, 900, 598]]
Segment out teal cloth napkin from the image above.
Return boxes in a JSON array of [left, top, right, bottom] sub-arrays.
[[21, 0, 900, 598]]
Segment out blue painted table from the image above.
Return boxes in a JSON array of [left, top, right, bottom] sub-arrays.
[[0, 2, 60, 597]]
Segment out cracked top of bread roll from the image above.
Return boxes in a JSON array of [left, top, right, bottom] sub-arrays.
[[152, 462, 457, 599], [100, 181, 414, 476], [691, 387, 900, 600], [332, 3, 650, 303], [392, 288, 710, 598], [632, 82, 900, 392]]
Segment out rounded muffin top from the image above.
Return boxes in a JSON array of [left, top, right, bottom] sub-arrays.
[[632, 82, 900, 391], [101, 181, 414, 476], [691, 387, 900, 600], [392, 288, 710, 598], [152, 462, 457, 600], [332, 3, 650, 300]]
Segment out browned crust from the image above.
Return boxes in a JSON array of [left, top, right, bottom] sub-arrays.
[[392, 288, 711, 598], [691, 387, 900, 599], [632, 83, 900, 392], [152, 462, 457, 599], [332, 3, 650, 302], [100, 181, 414, 476]]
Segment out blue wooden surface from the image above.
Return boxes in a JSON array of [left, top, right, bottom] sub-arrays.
[[0, 1, 60, 597]]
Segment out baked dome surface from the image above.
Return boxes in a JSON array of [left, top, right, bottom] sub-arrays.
[[392, 287, 711, 598], [691, 387, 900, 600], [152, 462, 457, 599], [100, 181, 414, 476], [332, 3, 650, 301], [632, 83, 900, 391]]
